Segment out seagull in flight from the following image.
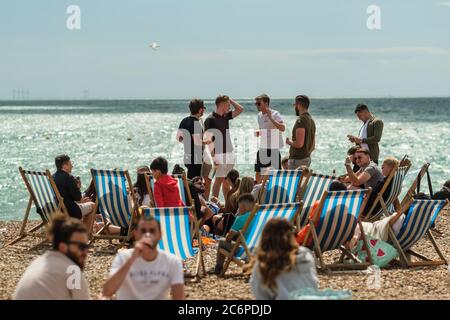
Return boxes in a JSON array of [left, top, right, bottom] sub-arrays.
[[149, 42, 160, 50]]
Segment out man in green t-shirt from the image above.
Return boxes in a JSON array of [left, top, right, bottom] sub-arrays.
[[286, 95, 316, 169], [210, 193, 255, 275]]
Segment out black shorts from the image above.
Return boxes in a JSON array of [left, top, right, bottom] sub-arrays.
[[255, 149, 281, 173]]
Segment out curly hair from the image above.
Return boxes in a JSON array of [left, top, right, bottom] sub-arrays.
[[248, 218, 298, 290]]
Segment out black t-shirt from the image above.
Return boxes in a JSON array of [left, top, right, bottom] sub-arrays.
[[178, 116, 204, 165], [204, 111, 234, 154], [53, 170, 82, 219]]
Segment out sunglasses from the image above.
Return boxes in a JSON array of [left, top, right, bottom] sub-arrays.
[[67, 241, 90, 251], [255, 102, 261, 106], [355, 156, 364, 160]]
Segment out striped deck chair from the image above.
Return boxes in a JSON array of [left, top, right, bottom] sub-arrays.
[[298, 172, 335, 228], [6, 167, 68, 247], [259, 170, 306, 204], [388, 199, 449, 268], [304, 189, 373, 271], [140, 206, 205, 278], [400, 163, 430, 208], [365, 160, 411, 222], [220, 202, 302, 276], [91, 169, 138, 242], [145, 173, 193, 207]]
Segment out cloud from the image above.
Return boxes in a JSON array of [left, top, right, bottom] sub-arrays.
[[438, 1, 450, 6]]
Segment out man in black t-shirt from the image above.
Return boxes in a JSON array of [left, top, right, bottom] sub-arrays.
[[53, 154, 96, 232], [204, 95, 244, 199], [177, 99, 207, 179]]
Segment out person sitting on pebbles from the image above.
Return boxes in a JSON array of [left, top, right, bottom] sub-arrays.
[[14, 215, 91, 300], [210, 193, 256, 275]]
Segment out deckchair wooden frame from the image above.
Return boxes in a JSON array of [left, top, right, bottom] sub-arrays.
[[219, 202, 302, 277], [5, 167, 69, 247], [258, 168, 310, 204], [400, 163, 430, 208], [387, 199, 449, 268], [365, 157, 412, 222], [141, 205, 206, 279], [90, 169, 139, 243], [303, 188, 373, 271]]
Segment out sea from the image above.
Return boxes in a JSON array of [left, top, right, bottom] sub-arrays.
[[0, 98, 449, 220]]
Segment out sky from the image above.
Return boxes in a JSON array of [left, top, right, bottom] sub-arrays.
[[1, 0, 450, 99]]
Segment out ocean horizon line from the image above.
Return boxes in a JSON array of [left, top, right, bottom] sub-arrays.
[[1, 95, 450, 102]]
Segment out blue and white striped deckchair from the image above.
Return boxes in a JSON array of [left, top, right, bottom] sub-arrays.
[[146, 174, 191, 207], [365, 164, 411, 222], [220, 202, 301, 276], [140, 206, 205, 277], [388, 199, 449, 268], [91, 169, 138, 241], [298, 173, 335, 228], [260, 170, 304, 204], [306, 189, 373, 270], [6, 167, 68, 246]]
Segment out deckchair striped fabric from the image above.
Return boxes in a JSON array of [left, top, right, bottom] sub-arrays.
[[235, 203, 300, 259], [396, 200, 446, 251], [299, 173, 335, 227], [141, 207, 195, 260], [148, 174, 187, 205], [23, 170, 59, 223], [91, 169, 133, 229], [263, 170, 303, 204], [368, 166, 409, 221], [315, 190, 367, 251]]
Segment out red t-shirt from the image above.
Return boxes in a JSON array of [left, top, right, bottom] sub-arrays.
[[154, 175, 185, 207]]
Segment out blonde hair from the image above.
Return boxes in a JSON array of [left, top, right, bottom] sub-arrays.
[[383, 157, 399, 168]]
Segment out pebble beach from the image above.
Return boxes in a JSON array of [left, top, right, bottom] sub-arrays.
[[1, 207, 449, 300]]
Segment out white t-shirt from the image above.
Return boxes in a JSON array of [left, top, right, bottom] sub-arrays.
[[359, 120, 369, 150], [13, 251, 90, 300], [110, 249, 184, 300], [257, 109, 284, 149]]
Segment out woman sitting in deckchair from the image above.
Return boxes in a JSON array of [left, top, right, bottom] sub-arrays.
[[247, 218, 318, 300], [347, 193, 430, 250], [362, 157, 399, 216]]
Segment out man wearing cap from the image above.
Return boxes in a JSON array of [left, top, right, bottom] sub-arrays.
[[254, 94, 285, 183], [286, 95, 316, 169], [347, 104, 384, 164]]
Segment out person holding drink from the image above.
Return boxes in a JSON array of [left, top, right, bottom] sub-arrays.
[[103, 215, 185, 300], [254, 94, 285, 184]]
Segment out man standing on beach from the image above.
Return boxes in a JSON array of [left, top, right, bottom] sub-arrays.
[[286, 95, 316, 169], [347, 103, 384, 164], [176, 99, 207, 179], [254, 94, 285, 184], [13, 215, 91, 300], [52, 155, 96, 232], [204, 95, 244, 199]]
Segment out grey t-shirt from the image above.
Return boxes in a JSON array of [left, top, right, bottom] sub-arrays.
[[359, 161, 384, 189], [13, 251, 90, 300], [250, 246, 318, 300]]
